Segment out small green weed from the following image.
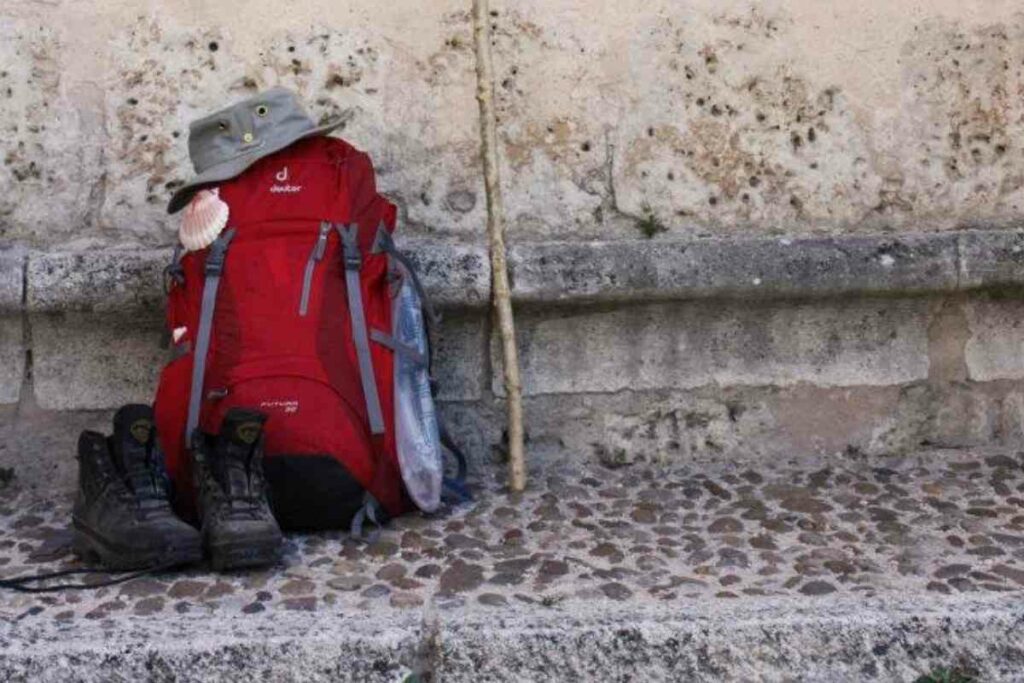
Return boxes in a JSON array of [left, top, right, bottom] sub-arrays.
[[914, 666, 975, 683], [635, 204, 667, 238]]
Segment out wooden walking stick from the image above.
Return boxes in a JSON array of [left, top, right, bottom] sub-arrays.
[[472, 0, 526, 492]]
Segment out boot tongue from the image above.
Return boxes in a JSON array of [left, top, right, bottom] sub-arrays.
[[216, 412, 266, 499], [221, 449, 253, 497], [112, 404, 163, 497]]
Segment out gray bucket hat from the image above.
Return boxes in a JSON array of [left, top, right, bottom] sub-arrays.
[[167, 86, 344, 214]]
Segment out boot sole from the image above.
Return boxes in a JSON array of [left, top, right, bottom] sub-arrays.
[[72, 520, 203, 571], [208, 536, 282, 572]]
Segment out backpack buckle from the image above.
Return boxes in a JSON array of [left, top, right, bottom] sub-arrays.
[[343, 248, 362, 271], [335, 223, 363, 270], [204, 250, 227, 276], [203, 230, 235, 276]]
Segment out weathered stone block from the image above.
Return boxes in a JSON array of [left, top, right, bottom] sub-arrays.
[[398, 240, 490, 309], [510, 232, 960, 305], [433, 312, 487, 401], [28, 307, 482, 409], [0, 246, 24, 313], [492, 3, 1024, 239], [959, 229, 1024, 291], [964, 297, 1024, 381], [497, 299, 931, 396], [27, 249, 167, 314], [0, 316, 24, 404], [0, 20, 102, 245], [31, 312, 167, 410]]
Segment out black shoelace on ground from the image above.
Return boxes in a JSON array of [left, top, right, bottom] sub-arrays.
[[0, 559, 182, 594]]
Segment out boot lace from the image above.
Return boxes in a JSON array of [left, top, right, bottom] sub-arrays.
[[201, 453, 268, 521], [114, 448, 173, 521]]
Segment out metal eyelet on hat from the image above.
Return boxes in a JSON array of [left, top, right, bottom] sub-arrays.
[[217, 121, 229, 131], [243, 132, 254, 143], [255, 104, 269, 117]]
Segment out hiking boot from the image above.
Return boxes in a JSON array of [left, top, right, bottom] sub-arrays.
[[72, 404, 202, 570], [194, 408, 282, 571]]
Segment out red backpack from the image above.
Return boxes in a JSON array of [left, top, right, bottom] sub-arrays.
[[154, 135, 467, 533]]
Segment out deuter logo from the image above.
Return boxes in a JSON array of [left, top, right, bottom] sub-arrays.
[[270, 166, 301, 194]]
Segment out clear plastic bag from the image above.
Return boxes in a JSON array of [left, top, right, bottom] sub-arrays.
[[393, 271, 443, 512]]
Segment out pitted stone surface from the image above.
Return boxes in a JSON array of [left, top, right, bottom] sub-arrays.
[[489, 3, 1024, 240], [0, 20, 100, 246], [5, 2, 1024, 250], [97, 7, 481, 243]]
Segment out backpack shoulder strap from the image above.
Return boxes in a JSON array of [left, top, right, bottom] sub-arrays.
[[186, 229, 236, 449], [337, 223, 385, 435]]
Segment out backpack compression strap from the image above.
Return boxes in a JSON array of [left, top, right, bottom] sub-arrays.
[[337, 224, 385, 435], [186, 229, 236, 449], [349, 492, 385, 543], [439, 420, 472, 504]]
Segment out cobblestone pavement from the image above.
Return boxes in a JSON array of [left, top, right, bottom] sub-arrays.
[[1, 449, 1023, 621]]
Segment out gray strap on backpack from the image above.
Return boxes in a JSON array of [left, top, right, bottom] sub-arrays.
[[369, 329, 428, 368], [299, 221, 332, 316], [337, 223, 385, 435], [186, 229, 236, 450], [350, 493, 383, 544]]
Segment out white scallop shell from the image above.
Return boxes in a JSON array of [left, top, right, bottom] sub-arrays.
[[179, 188, 229, 252]]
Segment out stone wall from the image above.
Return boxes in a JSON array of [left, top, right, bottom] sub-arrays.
[[4, 1, 1024, 246], [3, 0, 1024, 488]]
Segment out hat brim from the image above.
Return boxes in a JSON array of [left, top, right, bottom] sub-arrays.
[[166, 118, 345, 214]]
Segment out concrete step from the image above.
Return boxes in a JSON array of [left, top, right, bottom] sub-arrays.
[[1, 449, 1023, 680], [1, 593, 1021, 682]]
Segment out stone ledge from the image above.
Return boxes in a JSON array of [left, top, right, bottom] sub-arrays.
[[959, 229, 1024, 289], [14, 229, 1024, 315], [24, 241, 491, 313], [26, 249, 168, 315], [509, 229, 1022, 305]]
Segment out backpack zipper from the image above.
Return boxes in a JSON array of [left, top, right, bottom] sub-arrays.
[[299, 221, 332, 316]]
